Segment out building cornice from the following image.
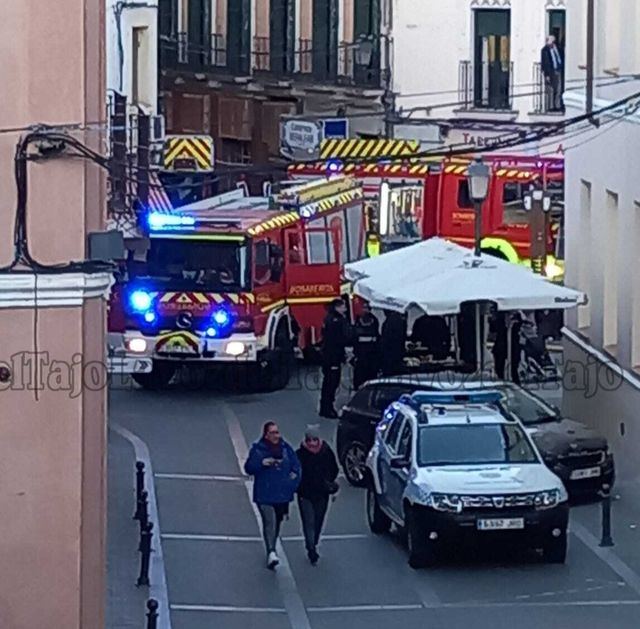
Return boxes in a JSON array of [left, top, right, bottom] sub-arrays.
[[0, 272, 113, 309], [470, 0, 511, 7]]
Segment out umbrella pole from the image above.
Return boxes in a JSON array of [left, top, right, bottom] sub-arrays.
[[506, 314, 512, 382], [475, 302, 483, 374]]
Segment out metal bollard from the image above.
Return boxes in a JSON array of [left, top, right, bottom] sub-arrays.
[[134, 462, 146, 520], [137, 521, 153, 586], [599, 483, 614, 547], [146, 599, 159, 629], [136, 490, 149, 528]]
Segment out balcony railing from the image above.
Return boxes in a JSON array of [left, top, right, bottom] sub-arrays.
[[458, 60, 514, 111], [296, 38, 313, 75], [337, 41, 382, 88], [252, 36, 270, 72], [532, 61, 565, 114], [160, 32, 229, 72]]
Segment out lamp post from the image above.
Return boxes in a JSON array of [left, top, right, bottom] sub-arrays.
[[524, 188, 552, 274], [467, 158, 491, 257], [353, 34, 394, 137]]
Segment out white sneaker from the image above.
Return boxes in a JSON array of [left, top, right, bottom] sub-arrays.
[[267, 551, 279, 570]]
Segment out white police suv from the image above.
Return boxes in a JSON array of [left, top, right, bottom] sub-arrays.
[[366, 391, 569, 568]]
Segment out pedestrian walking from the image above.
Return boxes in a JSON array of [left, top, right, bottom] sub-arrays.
[[541, 35, 563, 112], [380, 310, 406, 376], [296, 425, 339, 565], [319, 298, 352, 418], [352, 301, 380, 390], [244, 422, 301, 570]]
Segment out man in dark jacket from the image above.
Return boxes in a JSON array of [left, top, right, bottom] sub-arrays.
[[492, 312, 522, 384], [296, 425, 339, 565], [244, 421, 301, 570], [380, 310, 406, 376], [541, 35, 563, 112], [353, 301, 380, 389], [319, 298, 351, 418]]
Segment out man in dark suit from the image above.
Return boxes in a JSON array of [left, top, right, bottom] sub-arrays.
[[541, 35, 564, 112]]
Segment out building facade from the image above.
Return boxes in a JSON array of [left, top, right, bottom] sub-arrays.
[[157, 0, 388, 190], [106, 0, 159, 115], [391, 0, 567, 149], [563, 0, 640, 485]]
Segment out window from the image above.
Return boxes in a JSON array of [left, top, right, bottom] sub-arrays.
[[270, 0, 296, 74], [418, 424, 539, 467], [384, 415, 404, 451], [577, 181, 592, 329], [473, 9, 511, 109], [348, 387, 372, 412], [495, 385, 557, 426], [227, 0, 251, 74], [312, 0, 339, 80], [396, 421, 413, 460], [221, 139, 252, 165], [457, 180, 474, 209], [136, 239, 249, 291], [371, 385, 412, 412], [501, 181, 529, 225], [254, 240, 273, 286], [603, 190, 619, 349]]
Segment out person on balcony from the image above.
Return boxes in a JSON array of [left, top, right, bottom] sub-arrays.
[[541, 35, 564, 112]]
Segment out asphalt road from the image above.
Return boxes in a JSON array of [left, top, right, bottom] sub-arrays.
[[109, 367, 640, 629]]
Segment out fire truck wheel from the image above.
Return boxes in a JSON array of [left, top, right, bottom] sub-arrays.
[[132, 362, 177, 390]]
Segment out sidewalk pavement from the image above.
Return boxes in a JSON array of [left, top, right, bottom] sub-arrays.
[[107, 429, 148, 629]]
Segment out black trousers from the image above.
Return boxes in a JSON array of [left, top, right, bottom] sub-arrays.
[[353, 356, 379, 390], [298, 495, 329, 553], [493, 352, 521, 384], [320, 363, 341, 412]]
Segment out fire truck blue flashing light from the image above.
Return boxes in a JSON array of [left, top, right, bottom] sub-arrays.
[[144, 311, 157, 324], [213, 308, 231, 327], [206, 327, 217, 338], [147, 212, 196, 230], [326, 159, 343, 173], [130, 290, 152, 313]]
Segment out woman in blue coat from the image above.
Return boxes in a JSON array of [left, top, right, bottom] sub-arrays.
[[244, 421, 301, 569]]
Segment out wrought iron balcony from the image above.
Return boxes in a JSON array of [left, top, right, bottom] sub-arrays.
[[459, 59, 514, 111]]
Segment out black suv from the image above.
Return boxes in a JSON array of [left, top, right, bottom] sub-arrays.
[[337, 375, 615, 497]]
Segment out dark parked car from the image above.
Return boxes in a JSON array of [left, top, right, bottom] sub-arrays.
[[337, 375, 615, 496]]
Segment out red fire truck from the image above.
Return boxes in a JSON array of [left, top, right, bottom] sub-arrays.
[[107, 176, 365, 390], [288, 153, 564, 280]]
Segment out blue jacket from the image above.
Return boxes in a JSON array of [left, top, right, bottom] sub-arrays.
[[244, 439, 301, 505]]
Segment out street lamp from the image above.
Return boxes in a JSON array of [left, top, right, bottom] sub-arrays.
[[467, 157, 491, 256]]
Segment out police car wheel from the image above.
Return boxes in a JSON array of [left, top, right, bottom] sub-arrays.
[[341, 442, 369, 487], [366, 488, 391, 534], [406, 506, 434, 569]]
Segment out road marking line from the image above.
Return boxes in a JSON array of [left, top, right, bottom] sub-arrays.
[[112, 424, 172, 629], [161, 533, 368, 543], [221, 402, 312, 629], [171, 604, 286, 613], [307, 604, 424, 613], [155, 473, 246, 482], [571, 522, 640, 598], [420, 600, 640, 609]]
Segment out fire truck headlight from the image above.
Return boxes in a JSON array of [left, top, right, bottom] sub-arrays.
[[225, 341, 246, 357], [206, 327, 218, 338], [144, 311, 157, 324], [130, 290, 152, 313], [127, 338, 148, 354]]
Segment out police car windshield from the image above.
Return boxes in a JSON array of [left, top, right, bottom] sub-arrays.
[[130, 239, 249, 291], [417, 424, 539, 466], [495, 384, 557, 425]]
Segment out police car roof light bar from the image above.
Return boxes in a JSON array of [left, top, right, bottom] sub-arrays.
[[404, 390, 504, 411]]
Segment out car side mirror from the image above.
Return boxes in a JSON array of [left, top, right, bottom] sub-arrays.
[[390, 456, 409, 469]]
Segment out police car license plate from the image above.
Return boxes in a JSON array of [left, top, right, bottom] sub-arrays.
[[477, 518, 524, 531], [570, 466, 601, 480]]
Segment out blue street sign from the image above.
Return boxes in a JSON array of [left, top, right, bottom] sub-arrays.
[[323, 118, 349, 139]]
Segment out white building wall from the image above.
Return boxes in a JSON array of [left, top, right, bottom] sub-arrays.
[[392, 0, 567, 145], [563, 0, 640, 485], [106, 0, 159, 114]]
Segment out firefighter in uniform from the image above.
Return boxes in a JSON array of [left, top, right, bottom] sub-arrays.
[[319, 299, 352, 419], [352, 302, 380, 390]]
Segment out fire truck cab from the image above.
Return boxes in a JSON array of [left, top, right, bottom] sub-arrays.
[[107, 176, 365, 390]]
